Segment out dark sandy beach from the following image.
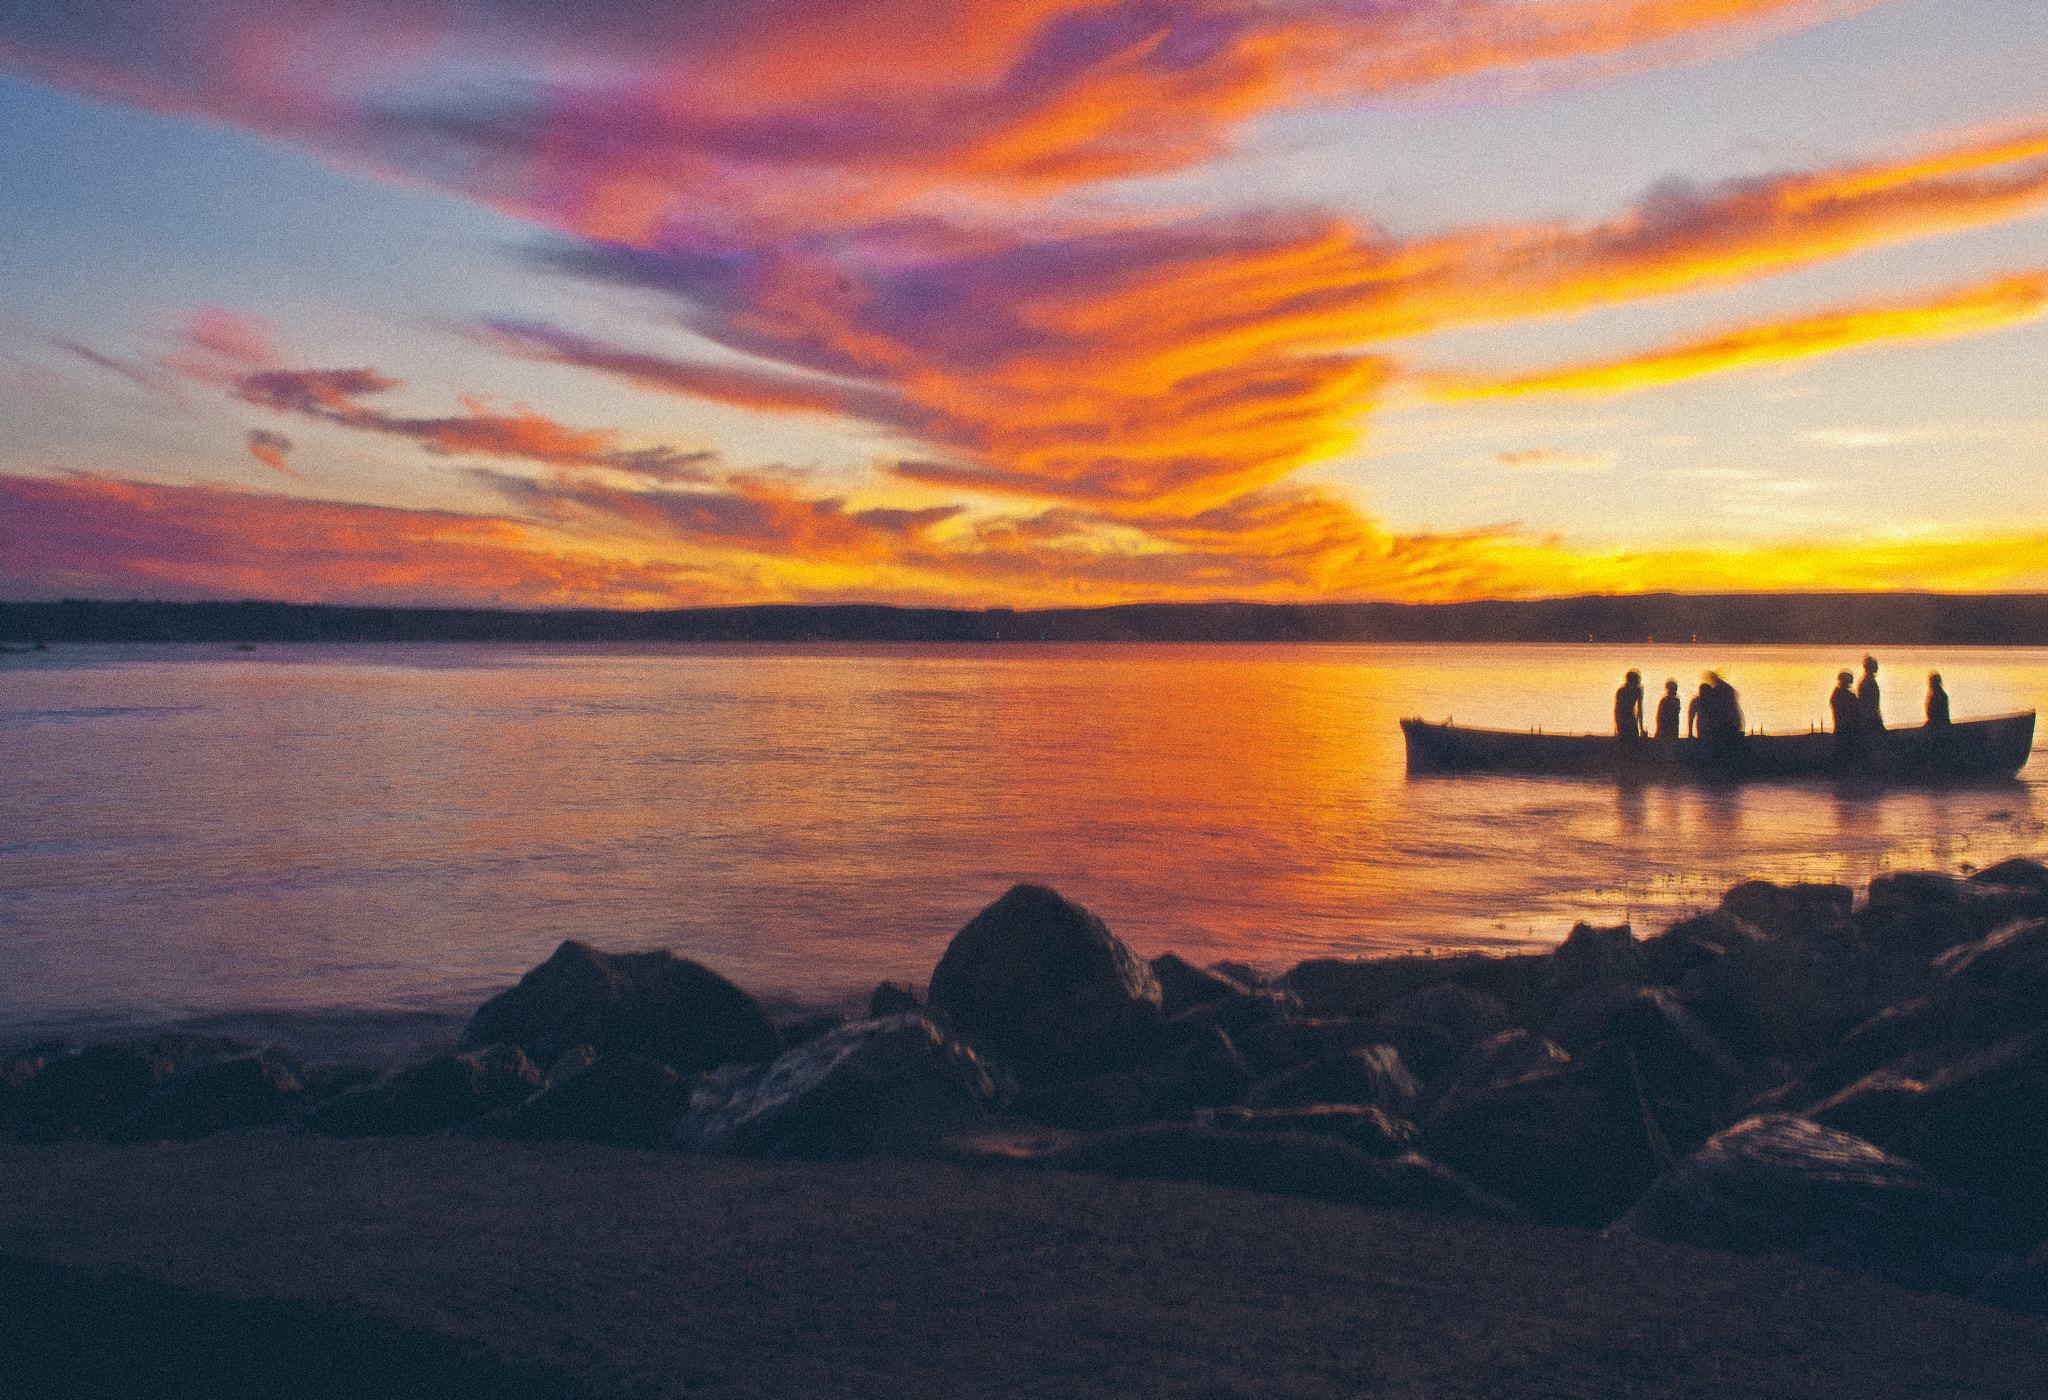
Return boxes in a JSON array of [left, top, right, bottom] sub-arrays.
[[3, 1135, 2045, 1400]]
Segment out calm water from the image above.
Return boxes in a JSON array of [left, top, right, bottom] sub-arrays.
[[3, 642, 2044, 1060]]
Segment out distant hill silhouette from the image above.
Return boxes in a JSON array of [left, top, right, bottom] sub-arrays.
[[4, 594, 2048, 646]]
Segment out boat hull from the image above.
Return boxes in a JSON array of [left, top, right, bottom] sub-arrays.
[[1400, 712, 2036, 782]]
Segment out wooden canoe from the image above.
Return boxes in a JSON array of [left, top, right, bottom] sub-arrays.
[[1400, 711, 2036, 782]]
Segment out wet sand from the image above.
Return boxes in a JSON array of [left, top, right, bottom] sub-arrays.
[[1, 1137, 2044, 1399]]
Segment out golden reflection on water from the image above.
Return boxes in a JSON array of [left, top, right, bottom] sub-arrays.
[[1, 641, 2044, 1032]]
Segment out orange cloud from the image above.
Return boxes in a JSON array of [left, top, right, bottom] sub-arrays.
[[0, 1, 1892, 239], [0, 472, 716, 608], [1426, 269, 2048, 399], [244, 429, 301, 478], [11, 468, 2048, 612]]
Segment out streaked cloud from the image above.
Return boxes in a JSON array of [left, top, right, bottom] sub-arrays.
[[1426, 269, 2048, 400], [1498, 449, 1616, 473], [6, 1, 2048, 607]]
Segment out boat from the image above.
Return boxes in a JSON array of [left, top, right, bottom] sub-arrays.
[[1400, 711, 2036, 782]]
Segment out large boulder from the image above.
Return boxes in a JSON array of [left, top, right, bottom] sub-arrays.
[[1247, 1045, 1420, 1116], [926, 885, 1163, 1078], [1810, 1028, 2048, 1230], [1420, 1042, 1668, 1227], [1363, 983, 1513, 1088], [1433, 1030, 1571, 1111], [1148, 953, 1247, 1017], [1127, 1025, 1253, 1115], [299, 1044, 542, 1138], [1196, 1104, 1418, 1158], [111, 1050, 307, 1143], [463, 1052, 693, 1149], [1711, 885, 1876, 1063], [1970, 857, 2048, 895], [1755, 918, 2048, 1118], [674, 1014, 994, 1160], [1171, 990, 1316, 1080], [458, 941, 782, 1075], [1609, 1116, 2024, 1296], [1592, 988, 1747, 1154]]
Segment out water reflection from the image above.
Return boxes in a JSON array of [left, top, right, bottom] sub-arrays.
[[0, 641, 2042, 1036]]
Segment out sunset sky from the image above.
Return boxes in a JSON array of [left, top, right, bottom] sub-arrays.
[[4, 0, 2047, 609]]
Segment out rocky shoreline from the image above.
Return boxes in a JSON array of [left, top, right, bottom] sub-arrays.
[[7, 861, 2048, 1316]]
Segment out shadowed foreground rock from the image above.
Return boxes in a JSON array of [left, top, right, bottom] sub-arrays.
[[1610, 1115, 2024, 1295]]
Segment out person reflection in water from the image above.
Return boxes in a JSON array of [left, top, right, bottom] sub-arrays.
[[1829, 670, 1861, 764], [1654, 680, 1681, 740], [1858, 655, 1886, 733], [1926, 672, 1951, 727], [1614, 670, 1645, 739]]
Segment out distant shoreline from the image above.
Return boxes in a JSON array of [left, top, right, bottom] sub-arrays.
[[7, 592, 2048, 646]]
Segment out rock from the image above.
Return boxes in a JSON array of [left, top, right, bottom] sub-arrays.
[[1247, 1045, 1420, 1116], [1857, 874, 1976, 984], [458, 941, 782, 1076], [1934, 918, 2048, 1031], [926, 885, 1163, 1078], [866, 981, 923, 1018], [1281, 954, 1474, 1020], [1541, 977, 1645, 1057], [1365, 983, 1512, 1087], [17, 1035, 248, 1141], [1373, 983, 1512, 1056], [1758, 918, 2048, 1118], [674, 1014, 994, 1160], [1206, 959, 1265, 989], [1717, 880, 1854, 936], [1420, 1043, 1668, 1227], [1548, 921, 1641, 990], [1637, 912, 1749, 990], [1346, 1019, 1459, 1090], [1433, 1030, 1571, 1115], [1971, 858, 2048, 895], [776, 1012, 847, 1050], [300, 1044, 542, 1138], [1609, 1116, 2024, 1296], [464, 1052, 691, 1148], [1975, 1237, 2048, 1318], [1751, 996, 1947, 1116], [1014, 1072, 1153, 1132], [545, 1044, 600, 1086], [1591, 988, 1746, 1154], [112, 1050, 307, 1143], [1025, 1122, 1519, 1219], [1196, 1104, 1418, 1157], [1173, 991, 1314, 1080], [1127, 1026, 1252, 1114], [1814, 1028, 2048, 1230], [1149, 953, 1247, 1017], [1713, 887, 1877, 1063]]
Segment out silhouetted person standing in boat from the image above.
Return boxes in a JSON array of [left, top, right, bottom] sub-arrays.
[[1926, 672, 1951, 726], [1654, 680, 1681, 739], [1858, 655, 1885, 733], [1692, 671, 1744, 768], [1687, 680, 1711, 739], [1829, 670, 1860, 764], [1614, 671, 1645, 739]]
